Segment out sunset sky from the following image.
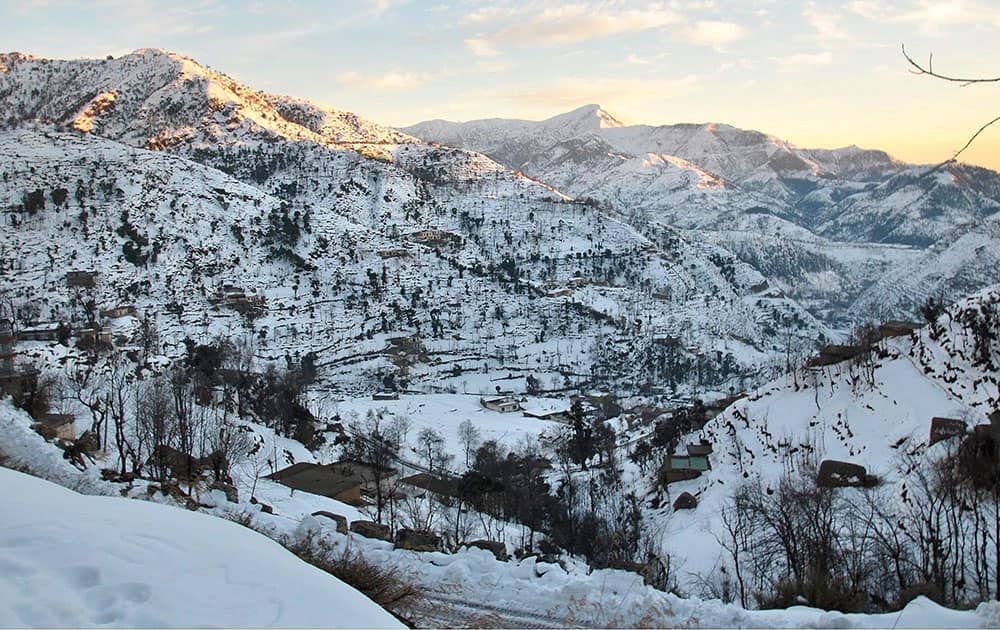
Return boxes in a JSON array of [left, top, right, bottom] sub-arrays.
[[5, 0, 1000, 169]]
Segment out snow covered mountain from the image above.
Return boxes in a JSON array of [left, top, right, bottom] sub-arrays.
[[403, 107, 1000, 324], [0, 50, 834, 399], [0, 49, 412, 149]]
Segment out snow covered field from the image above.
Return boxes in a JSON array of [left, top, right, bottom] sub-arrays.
[[0, 467, 402, 628]]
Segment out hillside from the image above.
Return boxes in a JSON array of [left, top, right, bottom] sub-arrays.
[[643, 284, 1000, 605], [0, 50, 837, 397], [403, 107, 1000, 324]]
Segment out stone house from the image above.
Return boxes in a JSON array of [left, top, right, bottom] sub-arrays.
[[480, 395, 521, 413], [929, 417, 968, 446], [38, 413, 75, 441], [99, 305, 136, 319], [659, 454, 710, 485]]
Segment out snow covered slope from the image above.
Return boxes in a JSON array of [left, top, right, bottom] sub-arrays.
[[0, 46, 840, 397], [0, 49, 412, 150], [404, 107, 1000, 323], [0, 466, 402, 628], [654, 284, 1000, 591]]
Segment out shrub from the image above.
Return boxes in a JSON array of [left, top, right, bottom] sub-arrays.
[[287, 534, 424, 625]]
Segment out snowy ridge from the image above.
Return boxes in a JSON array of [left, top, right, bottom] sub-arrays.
[[0, 49, 414, 151]]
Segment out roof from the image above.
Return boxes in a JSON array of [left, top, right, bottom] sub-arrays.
[[39, 414, 74, 428], [267, 463, 361, 498], [668, 456, 710, 472], [266, 462, 315, 481], [328, 460, 397, 475], [399, 473, 459, 497]]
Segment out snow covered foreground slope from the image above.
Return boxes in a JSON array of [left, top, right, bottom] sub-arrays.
[[0, 466, 402, 628], [1, 452, 992, 630]]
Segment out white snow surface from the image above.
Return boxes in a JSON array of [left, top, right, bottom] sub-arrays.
[[0, 466, 403, 629]]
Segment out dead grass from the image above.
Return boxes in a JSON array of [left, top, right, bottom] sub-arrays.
[[287, 534, 425, 626]]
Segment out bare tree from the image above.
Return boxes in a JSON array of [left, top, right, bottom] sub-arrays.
[[68, 360, 109, 449], [457, 419, 481, 469], [136, 375, 175, 481], [902, 45, 1000, 169], [343, 410, 400, 524]]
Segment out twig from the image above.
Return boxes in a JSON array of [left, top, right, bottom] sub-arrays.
[[902, 44, 1000, 86], [901, 44, 1000, 176]]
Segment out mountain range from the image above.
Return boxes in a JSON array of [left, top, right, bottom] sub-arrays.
[[405, 105, 1000, 324], [1, 49, 998, 398]]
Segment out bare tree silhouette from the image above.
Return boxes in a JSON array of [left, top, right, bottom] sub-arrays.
[[902, 44, 1000, 170]]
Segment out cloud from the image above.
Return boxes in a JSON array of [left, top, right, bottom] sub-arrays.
[[771, 50, 833, 71], [802, 5, 846, 39], [847, 0, 1000, 33], [464, 38, 500, 57], [463, 4, 680, 47], [337, 70, 429, 90], [718, 58, 755, 73], [674, 20, 747, 50], [625, 53, 652, 65]]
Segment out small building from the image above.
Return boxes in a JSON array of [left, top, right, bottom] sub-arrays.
[[0, 319, 15, 374], [372, 391, 400, 401], [326, 460, 398, 498], [750, 280, 769, 294], [99, 305, 136, 319], [17, 324, 61, 342], [546, 288, 573, 298], [817, 459, 873, 488], [522, 407, 571, 424], [66, 271, 98, 288], [408, 229, 461, 248], [481, 395, 521, 413], [378, 249, 409, 259], [659, 454, 710, 485], [74, 325, 113, 345], [211, 285, 265, 312], [266, 462, 364, 505], [38, 413, 75, 441], [686, 440, 713, 457], [929, 417, 968, 446]]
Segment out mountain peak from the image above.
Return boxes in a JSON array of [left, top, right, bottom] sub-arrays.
[[546, 104, 625, 131]]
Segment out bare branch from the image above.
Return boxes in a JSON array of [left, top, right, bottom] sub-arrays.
[[902, 44, 1000, 86], [902, 44, 1000, 176], [951, 114, 1000, 162]]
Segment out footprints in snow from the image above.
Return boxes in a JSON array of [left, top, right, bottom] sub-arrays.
[[61, 564, 153, 625]]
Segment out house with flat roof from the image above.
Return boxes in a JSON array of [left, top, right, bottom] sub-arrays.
[[266, 463, 364, 505], [481, 395, 521, 413]]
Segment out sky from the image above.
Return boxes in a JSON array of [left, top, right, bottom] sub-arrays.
[[4, 0, 1000, 170]]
